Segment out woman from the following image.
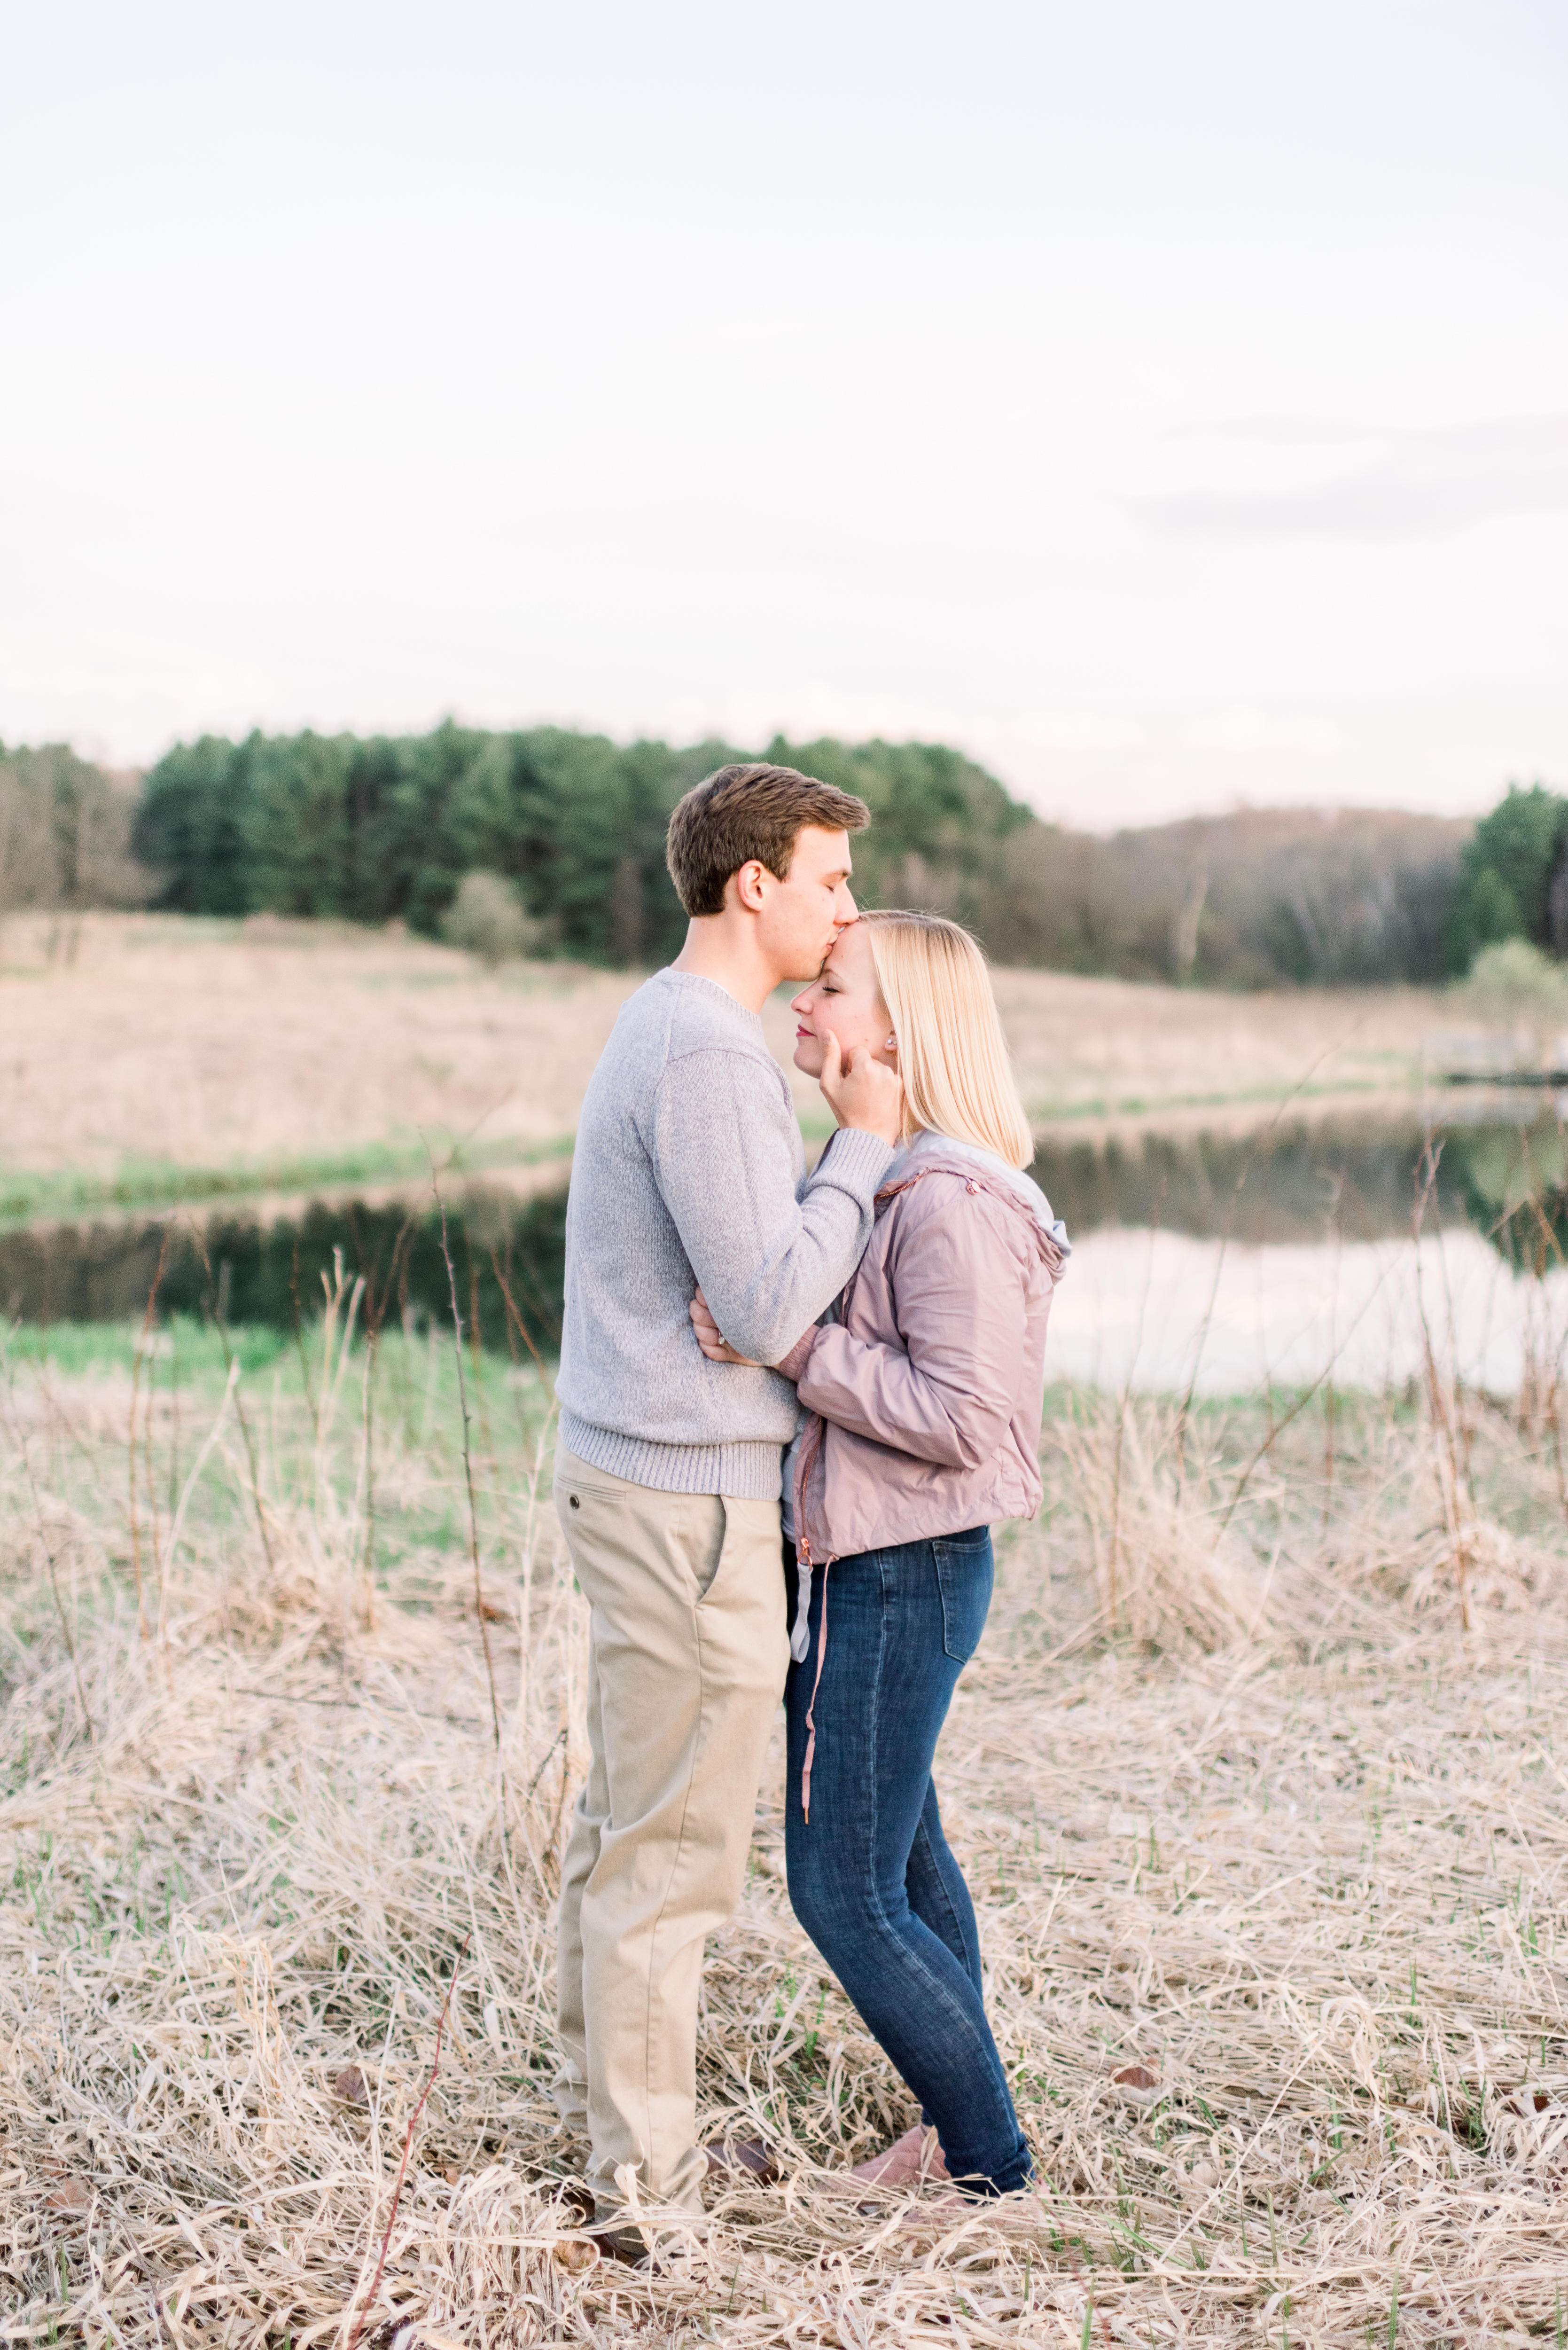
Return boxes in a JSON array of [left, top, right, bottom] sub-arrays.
[[693, 911, 1068, 2199]]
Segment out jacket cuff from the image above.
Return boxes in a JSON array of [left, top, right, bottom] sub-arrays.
[[805, 1125, 894, 1198], [774, 1326, 819, 1383]]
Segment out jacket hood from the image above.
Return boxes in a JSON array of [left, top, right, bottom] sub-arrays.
[[883, 1130, 1072, 1259]]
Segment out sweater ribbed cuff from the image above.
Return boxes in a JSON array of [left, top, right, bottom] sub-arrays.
[[557, 1411, 786, 1500], [804, 1125, 895, 1196]]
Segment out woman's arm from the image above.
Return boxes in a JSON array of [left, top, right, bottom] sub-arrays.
[[795, 1189, 1031, 1469]]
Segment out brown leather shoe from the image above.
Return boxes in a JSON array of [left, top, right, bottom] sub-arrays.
[[704, 2136, 781, 2186], [592, 2225, 706, 2274], [592, 2224, 650, 2266]]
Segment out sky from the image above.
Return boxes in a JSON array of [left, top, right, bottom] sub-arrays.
[[0, 0, 1564, 827]]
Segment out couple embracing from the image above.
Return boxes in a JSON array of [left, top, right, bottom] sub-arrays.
[[551, 762, 1068, 2256]]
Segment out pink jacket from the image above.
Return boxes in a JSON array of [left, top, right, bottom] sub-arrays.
[[783, 1146, 1067, 1567]]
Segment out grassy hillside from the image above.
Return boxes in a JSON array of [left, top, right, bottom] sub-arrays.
[[0, 915, 1446, 1220]]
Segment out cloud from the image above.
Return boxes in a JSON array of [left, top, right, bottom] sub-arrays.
[[0, 642, 276, 766], [1190, 708, 1341, 756], [1138, 415, 1568, 539]]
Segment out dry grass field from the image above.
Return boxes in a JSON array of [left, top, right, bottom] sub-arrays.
[[4, 914, 1564, 2347], [2, 1315, 1566, 2349], [0, 918, 638, 1224], [0, 915, 1446, 1223]]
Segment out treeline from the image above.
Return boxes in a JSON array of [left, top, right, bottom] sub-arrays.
[[128, 724, 1027, 969], [1446, 783, 1568, 968], [127, 719, 1476, 985], [12, 718, 1562, 987], [980, 805, 1470, 985], [0, 744, 147, 916]]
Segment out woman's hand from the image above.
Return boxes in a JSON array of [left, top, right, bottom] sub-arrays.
[[689, 1286, 763, 1366]]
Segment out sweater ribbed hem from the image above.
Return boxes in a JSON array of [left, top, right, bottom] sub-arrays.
[[558, 1410, 786, 1500]]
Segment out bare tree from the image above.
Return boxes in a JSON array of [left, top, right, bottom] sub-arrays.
[[0, 747, 152, 916]]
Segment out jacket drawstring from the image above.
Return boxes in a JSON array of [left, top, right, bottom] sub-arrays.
[[791, 1412, 832, 1824], [800, 1547, 828, 1824], [788, 1549, 813, 1662]]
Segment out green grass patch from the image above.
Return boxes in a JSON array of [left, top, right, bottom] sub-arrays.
[[1026, 1075, 1409, 1127], [0, 1131, 574, 1231], [4, 1315, 291, 1384]]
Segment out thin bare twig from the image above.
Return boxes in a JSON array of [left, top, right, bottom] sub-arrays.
[[193, 1226, 276, 1577], [1174, 1014, 1372, 1462], [1411, 1131, 1473, 1631], [432, 1172, 502, 1752], [20, 1444, 94, 1743], [343, 1932, 473, 2350], [349, 1199, 422, 1592], [289, 1233, 319, 1439], [488, 1244, 553, 1384], [127, 1228, 172, 1637]]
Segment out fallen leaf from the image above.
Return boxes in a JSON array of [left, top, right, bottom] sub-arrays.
[[1111, 2064, 1161, 2106], [333, 2065, 369, 2105], [553, 2236, 598, 2273], [45, 2178, 92, 2212]]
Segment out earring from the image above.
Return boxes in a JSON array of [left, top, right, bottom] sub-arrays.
[[885, 1035, 897, 1049]]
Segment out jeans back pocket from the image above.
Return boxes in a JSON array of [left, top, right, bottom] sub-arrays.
[[932, 1528, 994, 1662]]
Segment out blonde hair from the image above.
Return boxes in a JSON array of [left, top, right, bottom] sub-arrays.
[[858, 909, 1034, 1168]]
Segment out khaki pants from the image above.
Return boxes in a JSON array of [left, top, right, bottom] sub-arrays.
[[552, 1445, 789, 2225]]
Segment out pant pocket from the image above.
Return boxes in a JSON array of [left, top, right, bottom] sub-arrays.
[[933, 1531, 994, 1662], [691, 1498, 726, 1600], [555, 1474, 627, 1515]]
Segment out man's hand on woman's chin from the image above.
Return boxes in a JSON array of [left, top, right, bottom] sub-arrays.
[[818, 1032, 903, 1144]]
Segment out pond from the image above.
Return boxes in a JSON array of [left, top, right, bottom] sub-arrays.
[[1034, 1105, 1568, 1396], [6, 1104, 1567, 1395], [2, 1186, 569, 1361]]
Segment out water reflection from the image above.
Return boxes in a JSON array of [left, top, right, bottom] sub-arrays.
[[1047, 1227, 1568, 1398], [1030, 1108, 1568, 1396], [6, 1107, 1568, 1397], [1026, 1107, 1564, 1255], [1, 1187, 566, 1353]]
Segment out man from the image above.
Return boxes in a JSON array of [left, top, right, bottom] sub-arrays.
[[552, 762, 903, 2250]]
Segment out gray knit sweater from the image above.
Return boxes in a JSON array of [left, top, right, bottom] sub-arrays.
[[556, 969, 893, 1497]]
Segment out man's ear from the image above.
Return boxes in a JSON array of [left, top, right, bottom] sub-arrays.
[[731, 859, 770, 914]]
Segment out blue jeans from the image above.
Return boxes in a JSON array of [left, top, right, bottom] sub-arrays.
[[783, 1529, 1033, 2196]]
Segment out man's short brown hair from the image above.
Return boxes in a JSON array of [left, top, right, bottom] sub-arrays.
[[665, 763, 871, 919]]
